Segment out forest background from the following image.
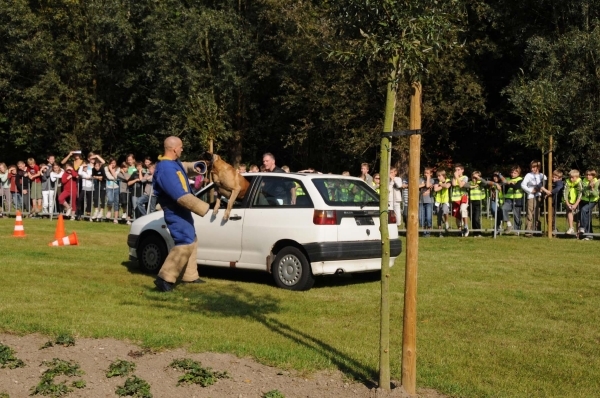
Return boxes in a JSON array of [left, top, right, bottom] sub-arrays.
[[1, 0, 599, 175]]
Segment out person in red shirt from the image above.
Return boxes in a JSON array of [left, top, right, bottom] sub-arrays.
[[27, 158, 42, 216]]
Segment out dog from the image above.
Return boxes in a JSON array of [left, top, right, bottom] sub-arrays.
[[200, 152, 250, 221]]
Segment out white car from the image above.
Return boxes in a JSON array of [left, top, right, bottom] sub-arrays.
[[127, 172, 402, 291]]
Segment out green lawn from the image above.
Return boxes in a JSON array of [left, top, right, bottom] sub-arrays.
[[0, 218, 599, 397]]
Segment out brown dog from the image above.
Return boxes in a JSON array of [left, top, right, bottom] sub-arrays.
[[202, 152, 250, 221]]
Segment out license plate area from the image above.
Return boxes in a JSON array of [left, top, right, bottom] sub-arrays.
[[355, 216, 375, 226]]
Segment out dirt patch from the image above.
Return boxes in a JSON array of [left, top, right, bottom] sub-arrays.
[[0, 333, 445, 398]]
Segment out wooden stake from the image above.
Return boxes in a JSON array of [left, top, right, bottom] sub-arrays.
[[547, 135, 553, 238], [401, 82, 421, 396], [378, 54, 399, 391]]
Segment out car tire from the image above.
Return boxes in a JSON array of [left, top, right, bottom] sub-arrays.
[[137, 234, 168, 274], [272, 247, 315, 291]]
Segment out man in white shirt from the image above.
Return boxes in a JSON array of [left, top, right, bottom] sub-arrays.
[[521, 160, 546, 237]]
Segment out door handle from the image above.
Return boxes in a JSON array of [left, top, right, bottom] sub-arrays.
[[229, 215, 242, 220]]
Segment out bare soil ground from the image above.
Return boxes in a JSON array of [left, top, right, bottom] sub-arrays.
[[0, 333, 446, 398]]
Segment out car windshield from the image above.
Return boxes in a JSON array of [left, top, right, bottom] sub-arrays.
[[311, 178, 379, 207]]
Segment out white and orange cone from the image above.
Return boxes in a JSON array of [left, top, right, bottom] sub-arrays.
[[48, 231, 79, 247], [12, 210, 26, 238]]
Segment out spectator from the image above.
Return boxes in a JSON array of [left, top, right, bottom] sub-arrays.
[[262, 153, 296, 205], [434, 170, 451, 237], [541, 170, 564, 234], [40, 154, 56, 215], [521, 160, 546, 237], [468, 171, 486, 238], [104, 158, 120, 223], [127, 161, 145, 219], [8, 165, 18, 211], [137, 163, 157, 217], [117, 162, 131, 223], [0, 163, 10, 216], [77, 153, 98, 219], [91, 160, 107, 221], [451, 163, 469, 237], [372, 173, 380, 194], [488, 172, 505, 233], [359, 163, 374, 186], [126, 153, 136, 175], [248, 164, 259, 172], [564, 169, 583, 235], [578, 169, 598, 240], [61, 150, 84, 171], [419, 167, 434, 237], [388, 167, 403, 228], [16, 161, 31, 213], [27, 158, 43, 216], [238, 164, 247, 173], [59, 162, 78, 219], [502, 165, 524, 233], [48, 163, 63, 215]]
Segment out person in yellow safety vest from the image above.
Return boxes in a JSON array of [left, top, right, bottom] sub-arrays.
[[541, 169, 565, 234], [373, 173, 381, 194], [468, 171, 486, 237], [451, 163, 470, 237], [433, 169, 451, 237], [521, 160, 547, 237], [564, 169, 583, 235], [578, 169, 599, 240], [501, 165, 524, 233]]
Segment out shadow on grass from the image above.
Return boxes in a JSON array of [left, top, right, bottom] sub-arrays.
[[145, 285, 378, 384], [122, 260, 375, 289]]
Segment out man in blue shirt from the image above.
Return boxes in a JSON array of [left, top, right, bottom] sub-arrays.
[[153, 136, 210, 292]]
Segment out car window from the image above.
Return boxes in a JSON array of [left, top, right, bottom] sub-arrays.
[[312, 178, 379, 206], [252, 176, 312, 207], [195, 176, 255, 209]]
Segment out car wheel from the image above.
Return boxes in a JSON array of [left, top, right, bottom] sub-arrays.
[[137, 235, 167, 274], [272, 247, 315, 291]]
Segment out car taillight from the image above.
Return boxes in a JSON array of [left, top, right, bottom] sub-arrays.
[[313, 210, 337, 225], [388, 210, 397, 224]]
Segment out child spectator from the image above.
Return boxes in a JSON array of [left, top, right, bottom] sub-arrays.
[[578, 169, 599, 240], [61, 151, 84, 171], [541, 170, 564, 234], [249, 164, 259, 173], [59, 162, 78, 219], [16, 161, 31, 213], [126, 153, 137, 175], [48, 163, 63, 215], [433, 170, 451, 237], [77, 154, 96, 219], [501, 165, 524, 233], [27, 158, 42, 216], [388, 167, 403, 227], [419, 167, 434, 237], [521, 160, 546, 237], [127, 161, 145, 220], [564, 169, 583, 235], [117, 162, 131, 222], [40, 154, 56, 215], [468, 171, 486, 237], [238, 164, 247, 173], [104, 159, 120, 223], [8, 165, 18, 211], [0, 163, 10, 216], [451, 163, 469, 236], [372, 173, 381, 194], [487, 172, 505, 233], [137, 163, 157, 217], [91, 160, 107, 221], [359, 163, 374, 186]]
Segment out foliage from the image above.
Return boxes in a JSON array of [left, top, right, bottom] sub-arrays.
[[168, 358, 229, 387], [115, 376, 152, 398], [0, 344, 25, 369], [30, 358, 85, 397], [40, 334, 75, 349], [0, 392, 8, 398], [263, 390, 285, 398], [106, 359, 136, 378]]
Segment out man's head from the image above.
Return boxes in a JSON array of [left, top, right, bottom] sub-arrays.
[[262, 153, 276, 172], [360, 163, 369, 176], [164, 136, 183, 160]]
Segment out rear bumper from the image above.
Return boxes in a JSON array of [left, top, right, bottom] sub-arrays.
[[303, 239, 402, 262]]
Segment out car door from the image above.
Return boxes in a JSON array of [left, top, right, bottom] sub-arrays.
[[193, 181, 250, 265]]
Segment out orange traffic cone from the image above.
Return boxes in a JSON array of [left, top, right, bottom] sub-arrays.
[[12, 210, 26, 238], [48, 232, 79, 247], [54, 214, 66, 240]]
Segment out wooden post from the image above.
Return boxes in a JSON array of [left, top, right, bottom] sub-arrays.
[[401, 82, 421, 395], [547, 135, 553, 238], [378, 54, 399, 391]]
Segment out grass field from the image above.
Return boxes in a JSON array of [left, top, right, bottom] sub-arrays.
[[0, 217, 599, 397]]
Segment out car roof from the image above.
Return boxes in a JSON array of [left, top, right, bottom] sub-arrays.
[[241, 172, 363, 182]]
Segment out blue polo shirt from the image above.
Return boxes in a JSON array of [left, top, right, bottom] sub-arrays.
[[154, 158, 196, 245]]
